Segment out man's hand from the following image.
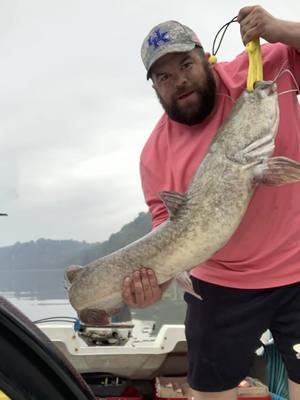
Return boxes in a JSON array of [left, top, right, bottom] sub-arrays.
[[122, 268, 171, 308], [238, 5, 281, 45]]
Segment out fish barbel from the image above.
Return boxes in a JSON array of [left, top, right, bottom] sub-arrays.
[[66, 81, 300, 324]]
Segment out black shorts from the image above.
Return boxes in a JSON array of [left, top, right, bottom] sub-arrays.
[[184, 277, 300, 392]]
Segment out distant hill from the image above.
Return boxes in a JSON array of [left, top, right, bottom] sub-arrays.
[[0, 212, 151, 270]]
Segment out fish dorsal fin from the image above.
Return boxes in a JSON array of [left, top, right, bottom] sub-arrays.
[[159, 191, 187, 218]]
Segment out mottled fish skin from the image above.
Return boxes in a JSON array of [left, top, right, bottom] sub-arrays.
[[66, 81, 284, 319]]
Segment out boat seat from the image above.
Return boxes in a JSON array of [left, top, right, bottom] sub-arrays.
[[0, 296, 96, 400]]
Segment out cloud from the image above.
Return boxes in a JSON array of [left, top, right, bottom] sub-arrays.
[[0, 0, 299, 246]]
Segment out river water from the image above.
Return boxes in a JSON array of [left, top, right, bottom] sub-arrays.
[[0, 269, 187, 331]]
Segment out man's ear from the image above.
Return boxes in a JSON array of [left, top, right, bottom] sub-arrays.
[[151, 79, 157, 90]]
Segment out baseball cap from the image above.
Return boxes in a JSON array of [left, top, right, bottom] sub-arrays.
[[141, 20, 202, 80]]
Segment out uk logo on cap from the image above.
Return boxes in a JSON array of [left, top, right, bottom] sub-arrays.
[[148, 29, 170, 49]]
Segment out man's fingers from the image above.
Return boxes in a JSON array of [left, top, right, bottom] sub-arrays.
[[122, 271, 147, 308], [239, 12, 258, 43], [122, 276, 137, 307], [147, 269, 161, 299], [237, 6, 257, 23], [240, 25, 259, 45], [132, 270, 145, 306], [140, 269, 153, 301], [122, 268, 164, 308]]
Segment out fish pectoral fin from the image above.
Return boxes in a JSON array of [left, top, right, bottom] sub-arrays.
[[175, 271, 203, 301], [64, 264, 83, 289], [253, 156, 300, 186], [159, 191, 187, 218], [231, 133, 275, 164]]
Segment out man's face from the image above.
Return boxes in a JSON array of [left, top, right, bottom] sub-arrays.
[[151, 48, 216, 125]]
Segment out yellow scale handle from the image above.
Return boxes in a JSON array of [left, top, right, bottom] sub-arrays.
[[246, 38, 263, 92]]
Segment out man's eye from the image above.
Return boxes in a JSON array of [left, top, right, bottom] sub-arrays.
[[182, 62, 193, 69], [159, 74, 169, 82]]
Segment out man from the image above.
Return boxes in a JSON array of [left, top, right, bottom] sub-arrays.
[[122, 5, 300, 400]]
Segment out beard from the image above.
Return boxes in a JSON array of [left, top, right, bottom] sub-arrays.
[[155, 62, 216, 126]]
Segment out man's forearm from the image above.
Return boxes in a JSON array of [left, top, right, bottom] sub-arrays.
[[277, 19, 300, 52]]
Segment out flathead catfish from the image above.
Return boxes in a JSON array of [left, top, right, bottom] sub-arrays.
[[66, 81, 300, 325]]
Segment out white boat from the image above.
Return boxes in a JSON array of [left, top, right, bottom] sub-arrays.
[[0, 296, 289, 399], [37, 319, 188, 379], [37, 317, 291, 400]]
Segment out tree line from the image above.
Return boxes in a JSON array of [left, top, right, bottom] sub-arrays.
[[0, 212, 151, 270]]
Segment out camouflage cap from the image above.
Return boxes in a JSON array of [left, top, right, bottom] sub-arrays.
[[141, 20, 201, 80]]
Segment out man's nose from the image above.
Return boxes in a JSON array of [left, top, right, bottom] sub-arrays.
[[174, 72, 187, 88]]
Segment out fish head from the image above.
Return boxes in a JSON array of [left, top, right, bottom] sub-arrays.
[[225, 80, 279, 159], [252, 80, 278, 114], [245, 80, 278, 135], [246, 80, 279, 136], [253, 79, 277, 93]]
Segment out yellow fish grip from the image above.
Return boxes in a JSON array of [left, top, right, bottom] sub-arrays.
[[0, 391, 10, 400], [246, 38, 263, 92]]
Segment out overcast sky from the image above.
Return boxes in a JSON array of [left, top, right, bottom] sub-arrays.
[[0, 0, 299, 247]]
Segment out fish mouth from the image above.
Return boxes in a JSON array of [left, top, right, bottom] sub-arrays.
[[79, 308, 110, 326], [253, 80, 277, 96]]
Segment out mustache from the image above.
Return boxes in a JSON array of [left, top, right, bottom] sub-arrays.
[[175, 85, 196, 98]]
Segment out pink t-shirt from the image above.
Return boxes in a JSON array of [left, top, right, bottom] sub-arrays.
[[140, 43, 300, 289]]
